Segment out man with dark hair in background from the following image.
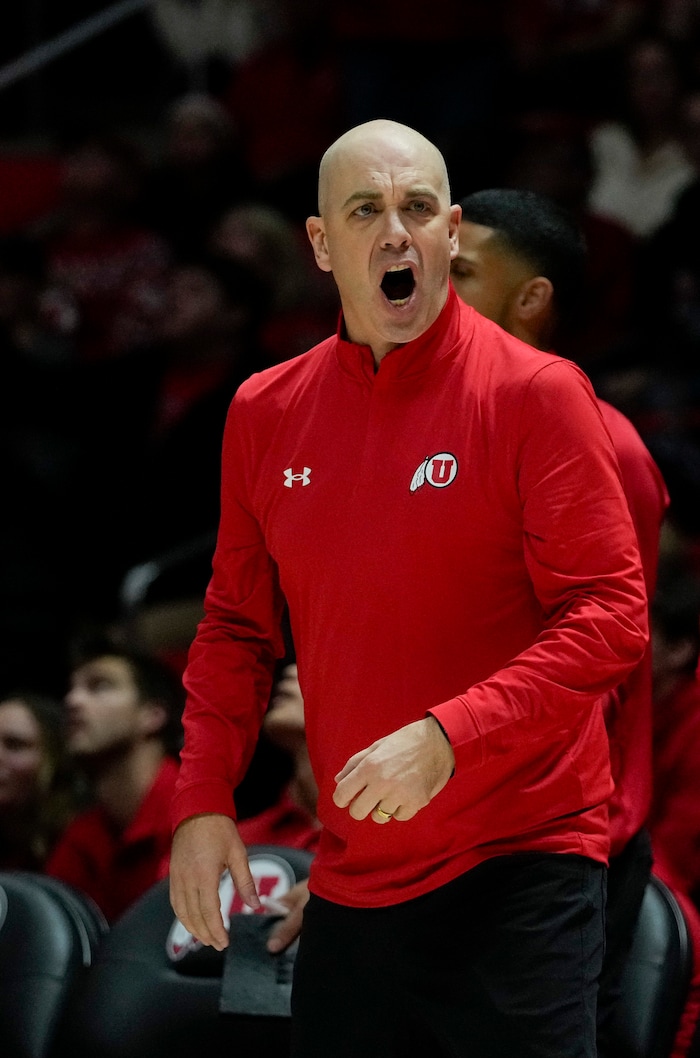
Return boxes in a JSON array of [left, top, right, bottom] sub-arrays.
[[46, 638, 183, 923], [451, 187, 669, 1054]]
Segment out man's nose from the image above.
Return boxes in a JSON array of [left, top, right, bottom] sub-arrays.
[[64, 689, 82, 711], [380, 209, 411, 248]]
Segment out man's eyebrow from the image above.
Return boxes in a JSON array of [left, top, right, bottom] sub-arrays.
[[341, 189, 383, 210], [341, 186, 441, 211], [405, 186, 440, 202]]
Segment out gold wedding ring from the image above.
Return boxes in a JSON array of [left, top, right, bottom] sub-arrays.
[[375, 807, 394, 821]]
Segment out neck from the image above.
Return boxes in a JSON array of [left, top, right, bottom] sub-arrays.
[[510, 320, 546, 350]]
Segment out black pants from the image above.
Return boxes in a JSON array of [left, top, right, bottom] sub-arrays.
[[291, 853, 606, 1058], [597, 828, 654, 1056]]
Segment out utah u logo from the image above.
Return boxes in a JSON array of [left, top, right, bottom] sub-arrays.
[[284, 467, 311, 487], [410, 452, 458, 492]]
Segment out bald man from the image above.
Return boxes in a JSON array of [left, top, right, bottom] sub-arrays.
[[169, 120, 648, 1058]]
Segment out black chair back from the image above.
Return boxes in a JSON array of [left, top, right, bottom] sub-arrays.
[[0, 871, 108, 1058], [52, 845, 313, 1058], [610, 873, 694, 1058]]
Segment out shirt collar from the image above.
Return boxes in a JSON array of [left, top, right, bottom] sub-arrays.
[[334, 283, 473, 382]]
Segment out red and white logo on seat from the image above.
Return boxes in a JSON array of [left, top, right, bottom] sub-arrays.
[[166, 854, 297, 961]]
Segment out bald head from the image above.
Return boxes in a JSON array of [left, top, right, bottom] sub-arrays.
[[306, 118, 460, 364], [317, 120, 451, 217]]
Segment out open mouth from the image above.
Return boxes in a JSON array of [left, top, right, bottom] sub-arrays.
[[380, 265, 415, 306]]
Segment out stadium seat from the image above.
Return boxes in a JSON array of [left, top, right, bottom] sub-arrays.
[[609, 873, 695, 1058], [52, 845, 313, 1058], [0, 871, 108, 1058]]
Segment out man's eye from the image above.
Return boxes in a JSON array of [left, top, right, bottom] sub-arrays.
[[410, 201, 432, 214], [4, 737, 30, 752], [354, 203, 376, 217]]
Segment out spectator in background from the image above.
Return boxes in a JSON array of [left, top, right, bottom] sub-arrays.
[[331, 0, 512, 197], [614, 85, 700, 552], [507, 0, 645, 119], [123, 252, 269, 566], [587, 34, 694, 240], [141, 92, 253, 259], [451, 187, 669, 1056], [16, 130, 174, 623], [0, 691, 83, 871], [0, 233, 84, 689], [642, 88, 700, 353], [35, 128, 171, 364], [46, 637, 183, 923], [208, 201, 338, 365], [221, 0, 343, 222], [646, 548, 700, 1058], [504, 114, 638, 378], [237, 663, 320, 853], [648, 556, 700, 910]]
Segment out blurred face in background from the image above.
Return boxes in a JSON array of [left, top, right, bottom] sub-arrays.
[[0, 699, 46, 811], [625, 39, 680, 127], [450, 220, 532, 332], [159, 265, 228, 343], [64, 656, 151, 759]]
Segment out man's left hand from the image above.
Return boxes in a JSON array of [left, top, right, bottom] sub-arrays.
[[333, 716, 455, 824]]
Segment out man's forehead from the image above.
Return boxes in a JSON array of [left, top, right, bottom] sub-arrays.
[[75, 656, 130, 680], [319, 131, 448, 214], [339, 177, 442, 211]]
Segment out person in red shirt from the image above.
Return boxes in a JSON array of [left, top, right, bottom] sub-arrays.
[[647, 557, 700, 1058], [169, 119, 648, 1058], [0, 691, 82, 871], [449, 186, 669, 1056], [648, 557, 700, 907], [236, 662, 321, 854], [46, 638, 183, 923]]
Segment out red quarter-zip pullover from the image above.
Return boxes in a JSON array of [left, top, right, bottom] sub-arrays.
[[172, 286, 648, 908]]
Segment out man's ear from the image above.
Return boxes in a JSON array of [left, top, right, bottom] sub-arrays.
[[448, 203, 462, 259], [139, 701, 168, 738], [306, 216, 332, 273], [517, 276, 554, 323]]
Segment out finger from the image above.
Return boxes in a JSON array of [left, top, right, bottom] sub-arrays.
[[228, 845, 261, 912], [191, 883, 230, 951], [392, 803, 419, 821], [169, 876, 192, 933], [334, 744, 373, 786], [169, 863, 229, 950], [344, 785, 386, 820], [170, 870, 228, 951], [333, 759, 376, 809], [267, 902, 304, 953], [371, 803, 399, 824]]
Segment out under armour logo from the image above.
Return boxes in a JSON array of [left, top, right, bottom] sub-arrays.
[[410, 452, 458, 492], [284, 467, 311, 487]]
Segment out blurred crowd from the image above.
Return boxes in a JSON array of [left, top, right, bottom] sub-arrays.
[[1, 0, 700, 957]]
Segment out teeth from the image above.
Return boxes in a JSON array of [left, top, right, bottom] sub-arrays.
[[390, 298, 409, 306], [386, 265, 411, 272]]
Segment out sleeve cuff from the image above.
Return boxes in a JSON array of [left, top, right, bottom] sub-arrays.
[[428, 695, 484, 772], [170, 779, 237, 833]]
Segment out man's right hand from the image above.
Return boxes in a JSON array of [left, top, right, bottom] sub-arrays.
[[169, 813, 260, 950]]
